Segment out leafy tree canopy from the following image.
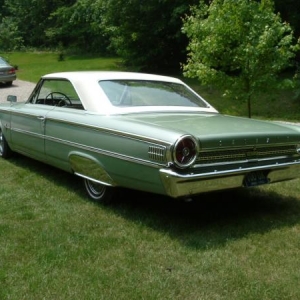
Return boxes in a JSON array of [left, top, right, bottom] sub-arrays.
[[0, 0, 300, 74], [100, 0, 198, 72], [45, 0, 110, 54], [182, 0, 300, 117]]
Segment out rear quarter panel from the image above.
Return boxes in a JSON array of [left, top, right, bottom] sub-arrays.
[[44, 108, 178, 194]]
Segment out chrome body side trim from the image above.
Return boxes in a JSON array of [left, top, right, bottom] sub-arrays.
[[69, 153, 116, 186]]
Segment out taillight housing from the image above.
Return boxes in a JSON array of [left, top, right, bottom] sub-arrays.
[[8, 68, 15, 74], [173, 135, 198, 168]]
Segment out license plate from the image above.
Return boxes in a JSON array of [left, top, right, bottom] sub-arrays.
[[243, 171, 269, 187]]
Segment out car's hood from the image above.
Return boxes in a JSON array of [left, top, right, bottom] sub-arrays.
[[121, 112, 300, 148]]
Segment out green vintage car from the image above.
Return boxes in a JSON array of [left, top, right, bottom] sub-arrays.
[[0, 71, 300, 202]]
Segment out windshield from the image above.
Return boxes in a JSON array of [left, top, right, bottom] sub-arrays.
[[99, 80, 209, 108]]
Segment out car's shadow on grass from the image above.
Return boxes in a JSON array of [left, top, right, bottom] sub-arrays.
[[108, 186, 300, 248], [6, 154, 300, 250]]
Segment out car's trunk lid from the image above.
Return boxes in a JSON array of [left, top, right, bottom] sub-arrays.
[[123, 112, 300, 148]]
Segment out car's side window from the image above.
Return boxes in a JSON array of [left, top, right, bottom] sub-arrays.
[[29, 79, 84, 109]]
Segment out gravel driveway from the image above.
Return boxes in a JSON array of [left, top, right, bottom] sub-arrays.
[[0, 79, 36, 103]]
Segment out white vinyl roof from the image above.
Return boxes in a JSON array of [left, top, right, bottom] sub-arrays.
[[41, 71, 218, 114], [42, 71, 183, 83]]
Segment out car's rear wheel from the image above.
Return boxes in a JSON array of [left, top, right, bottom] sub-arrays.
[[83, 178, 114, 203], [0, 128, 12, 158]]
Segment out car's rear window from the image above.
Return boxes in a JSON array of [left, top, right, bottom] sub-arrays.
[[99, 80, 209, 108]]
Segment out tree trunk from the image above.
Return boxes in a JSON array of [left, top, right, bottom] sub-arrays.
[[247, 94, 251, 118]]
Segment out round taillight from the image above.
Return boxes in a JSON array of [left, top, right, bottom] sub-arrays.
[[173, 135, 198, 168]]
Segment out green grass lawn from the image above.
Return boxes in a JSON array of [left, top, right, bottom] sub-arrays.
[[1, 52, 300, 299], [1, 155, 300, 299], [2, 51, 124, 83]]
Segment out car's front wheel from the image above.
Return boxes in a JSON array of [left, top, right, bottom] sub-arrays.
[[83, 179, 115, 203], [0, 128, 12, 158]]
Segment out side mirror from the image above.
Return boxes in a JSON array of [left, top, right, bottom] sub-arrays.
[[7, 95, 17, 102]]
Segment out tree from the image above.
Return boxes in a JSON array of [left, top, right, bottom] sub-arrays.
[[182, 0, 300, 118], [0, 17, 23, 51], [0, 0, 23, 51], [2, 0, 74, 48], [46, 0, 110, 54], [274, 0, 300, 39], [100, 0, 198, 73]]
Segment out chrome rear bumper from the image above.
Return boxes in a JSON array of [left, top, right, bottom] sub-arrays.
[[160, 161, 300, 198]]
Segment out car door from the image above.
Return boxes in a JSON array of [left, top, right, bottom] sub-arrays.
[[10, 103, 54, 161], [9, 78, 63, 161]]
